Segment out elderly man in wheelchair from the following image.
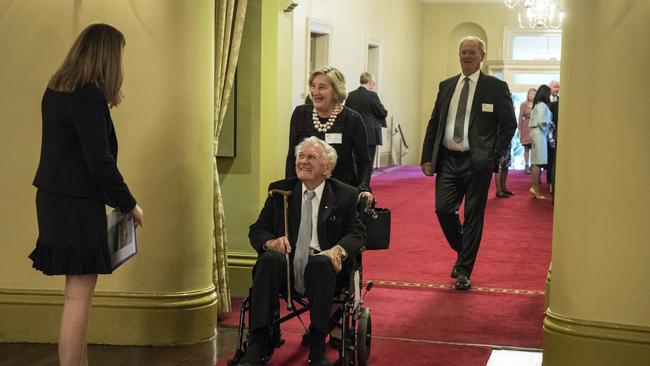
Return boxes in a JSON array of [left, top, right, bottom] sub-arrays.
[[233, 137, 366, 366]]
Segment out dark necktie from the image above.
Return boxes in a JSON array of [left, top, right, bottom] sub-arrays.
[[293, 190, 316, 294], [453, 77, 470, 143]]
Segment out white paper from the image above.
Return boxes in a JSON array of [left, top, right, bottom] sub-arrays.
[[107, 211, 137, 270]]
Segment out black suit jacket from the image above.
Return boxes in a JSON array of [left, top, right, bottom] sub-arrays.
[[346, 87, 388, 145], [550, 98, 559, 140], [33, 84, 136, 212], [285, 105, 372, 192], [420, 71, 517, 173], [249, 177, 365, 269]]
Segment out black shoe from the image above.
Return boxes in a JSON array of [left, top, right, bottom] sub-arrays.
[[450, 266, 459, 278], [455, 274, 471, 290], [237, 330, 269, 366], [308, 356, 333, 366], [308, 329, 330, 365], [496, 191, 510, 198], [503, 190, 515, 196]]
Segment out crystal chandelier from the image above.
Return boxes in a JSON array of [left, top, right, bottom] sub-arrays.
[[504, 0, 564, 29]]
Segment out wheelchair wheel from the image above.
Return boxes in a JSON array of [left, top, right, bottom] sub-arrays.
[[356, 308, 371, 366]]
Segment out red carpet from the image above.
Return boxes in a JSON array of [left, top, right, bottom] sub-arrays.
[[219, 286, 544, 349], [215, 328, 492, 366], [366, 166, 553, 291], [217, 166, 552, 365]]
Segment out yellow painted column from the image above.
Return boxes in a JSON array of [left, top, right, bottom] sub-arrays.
[[543, 1, 650, 364], [0, 0, 217, 345]]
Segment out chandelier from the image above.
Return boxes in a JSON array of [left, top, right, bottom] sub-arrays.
[[504, 0, 564, 29]]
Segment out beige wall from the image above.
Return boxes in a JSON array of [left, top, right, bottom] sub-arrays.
[[0, 0, 217, 344], [419, 3, 518, 161], [291, 0, 425, 165]]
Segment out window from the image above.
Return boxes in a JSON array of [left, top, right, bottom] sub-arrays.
[[512, 35, 561, 60], [504, 28, 562, 61]]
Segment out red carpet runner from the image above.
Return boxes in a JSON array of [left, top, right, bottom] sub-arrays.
[[217, 166, 552, 365]]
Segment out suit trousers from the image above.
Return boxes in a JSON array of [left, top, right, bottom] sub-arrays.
[[249, 251, 338, 334], [368, 145, 377, 168], [434, 148, 492, 277]]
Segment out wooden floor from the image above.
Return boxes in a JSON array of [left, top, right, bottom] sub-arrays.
[[0, 327, 238, 366]]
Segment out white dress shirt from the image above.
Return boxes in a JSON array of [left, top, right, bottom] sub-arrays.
[[302, 181, 325, 252], [443, 69, 480, 152]]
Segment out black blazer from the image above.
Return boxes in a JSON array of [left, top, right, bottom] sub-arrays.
[[420, 71, 517, 173], [345, 87, 388, 145], [249, 177, 366, 269], [285, 105, 372, 192], [550, 98, 559, 140], [33, 84, 136, 212]]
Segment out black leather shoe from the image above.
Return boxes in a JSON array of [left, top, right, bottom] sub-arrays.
[[450, 266, 459, 278], [455, 274, 471, 290], [496, 191, 510, 198], [503, 190, 515, 196], [308, 356, 333, 366]]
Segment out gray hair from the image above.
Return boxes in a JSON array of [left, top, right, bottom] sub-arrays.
[[360, 71, 374, 84], [294, 136, 338, 176], [549, 80, 560, 87], [459, 36, 486, 55]]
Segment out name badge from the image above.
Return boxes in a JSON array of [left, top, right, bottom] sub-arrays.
[[325, 133, 342, 144], [482, 103, 494, 112]]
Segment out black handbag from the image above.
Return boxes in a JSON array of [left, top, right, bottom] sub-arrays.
[[358, 198, 391, 250]]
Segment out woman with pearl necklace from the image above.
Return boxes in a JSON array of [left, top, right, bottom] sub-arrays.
[[285, 66, 374, 202]]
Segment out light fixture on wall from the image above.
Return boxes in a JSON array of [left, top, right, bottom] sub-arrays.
[[504, 0, 564, 29]]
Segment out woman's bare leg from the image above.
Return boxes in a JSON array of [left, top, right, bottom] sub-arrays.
[[524, 147, 531, 171], [59, 274, 97, 366]]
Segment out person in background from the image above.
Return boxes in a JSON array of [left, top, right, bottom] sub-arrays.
[[518, 88, 536, 174], [547, 80, 560, 196], [29, 23, 143, 366], [420, 36, 516, 290], [345, 71, 388, 169], [495, 143, 514, 198], [528, 85, 553, 199], [285, 66, 373, 203]]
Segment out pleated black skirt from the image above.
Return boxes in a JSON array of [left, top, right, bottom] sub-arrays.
[[29, 190, 112, 275]]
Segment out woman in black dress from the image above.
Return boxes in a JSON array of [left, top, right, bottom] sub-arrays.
[[285, 66, 374, 202], [29, 23, 143, 366]]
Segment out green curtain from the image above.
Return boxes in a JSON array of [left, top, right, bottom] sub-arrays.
[[213, 0, 247, 313]]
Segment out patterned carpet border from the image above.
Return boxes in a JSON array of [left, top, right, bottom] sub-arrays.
[[366, 279, 546, 296]]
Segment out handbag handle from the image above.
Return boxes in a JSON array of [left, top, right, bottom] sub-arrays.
[[359, 196, 378, 219]]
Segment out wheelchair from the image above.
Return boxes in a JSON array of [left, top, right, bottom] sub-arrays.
[[228, 248, 374, 366]]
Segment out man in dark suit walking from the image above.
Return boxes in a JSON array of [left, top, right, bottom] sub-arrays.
[[345, 72, 388, 167], [420, 36, 516, 290], [237, 136, 365, 366]]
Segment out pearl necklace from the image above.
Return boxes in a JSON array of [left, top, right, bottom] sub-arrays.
[[312, 104, 343, 133]]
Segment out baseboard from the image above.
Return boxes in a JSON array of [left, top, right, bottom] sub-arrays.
[[543, 310, 650, 365], [227, 251, 256, 296], [0, 286, 217, 345]]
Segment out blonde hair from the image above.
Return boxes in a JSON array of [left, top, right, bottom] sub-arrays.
[[308, 66, 347, 104], [48, 23, 126, 107]]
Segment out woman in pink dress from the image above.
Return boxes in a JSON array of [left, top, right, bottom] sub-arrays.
[[518, 88, 536, 173]]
